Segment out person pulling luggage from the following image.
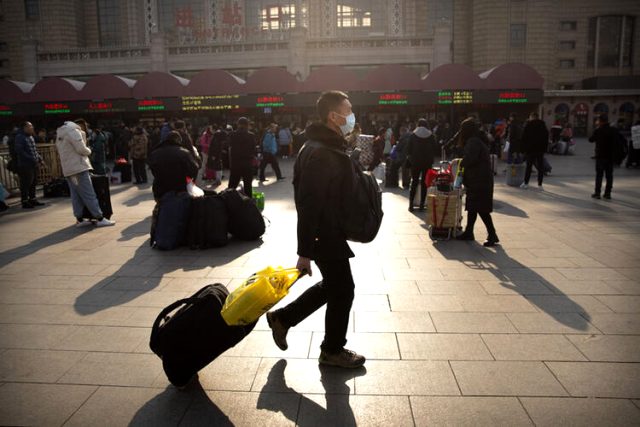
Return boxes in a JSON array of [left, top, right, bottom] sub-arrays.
[[266, 91, 366, 369]]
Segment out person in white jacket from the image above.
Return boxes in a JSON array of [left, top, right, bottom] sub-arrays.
[[55, 119, 115, 227]]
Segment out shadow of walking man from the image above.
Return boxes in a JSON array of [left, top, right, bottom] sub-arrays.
[[257, 359, 367, 426]]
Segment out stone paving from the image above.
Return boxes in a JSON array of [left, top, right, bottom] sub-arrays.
[[0, 139, 639, 426]]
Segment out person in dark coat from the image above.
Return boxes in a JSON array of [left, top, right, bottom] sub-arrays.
[[406, 118, 437, 211], [207, 125, 227, 185], [265, 90, 365, 369], [174, 120, 201, 167], [369, 127, 386, 172], [456, 118, 499, 247], [506, 113, 524, 164], [13, 121, 45, 208], [589, 114, 617, 199], [148, 131, 199, 201], [521, 112, 549, 189], [227, 117, 257, 199]]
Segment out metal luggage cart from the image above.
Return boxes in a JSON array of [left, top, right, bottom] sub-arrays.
[[426, 186, 464, 241]]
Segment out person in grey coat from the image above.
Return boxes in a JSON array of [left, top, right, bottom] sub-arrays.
[[455, 118, 499, 247]]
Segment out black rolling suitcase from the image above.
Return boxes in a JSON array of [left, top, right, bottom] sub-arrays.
[[82, 175, 113, 219], [113, 162, 132, 183], [150, 283, 257, 387], [186, 194, 229, 249]]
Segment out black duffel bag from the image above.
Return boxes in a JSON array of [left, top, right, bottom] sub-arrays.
[[220, 189, 265, 240], [150, 283, 257, 387], [186, 194, 229, 249]]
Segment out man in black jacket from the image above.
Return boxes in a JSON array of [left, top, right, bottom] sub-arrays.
[[506, 113, 524, 164], [521, 112, 549, 190], [266, 91, 365, 369], [589, 114, 616, 199], [13, 121, 45, 208], [227, 117, 256, 199], [148, 131, 199, 201], [407, 118, 436, 211]]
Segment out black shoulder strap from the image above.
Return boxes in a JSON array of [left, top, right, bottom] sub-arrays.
[[304, 140, 347, 156], [150, 284, 212, 340]]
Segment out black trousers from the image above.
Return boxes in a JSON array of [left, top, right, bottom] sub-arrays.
[[259, 153, 283, 180], [410, 167, 429, 207], [132, 159, 147, 183], [18, 166, 37, 203], [595, 159, 613, 195], [228, 165, 253, 199], [465, 211, 497, 237], [277, 258, 355, 353], [524, 153, 544, 186]]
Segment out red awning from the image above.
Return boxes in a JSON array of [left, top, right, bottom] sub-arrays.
[[242, 68, 301, 94], [0, 79, 33, 104], [479, 63, 544, 89], [132, 72, 188, 99], [302, 66, 362, 93], [81, 74, 135, 100], [29, 77, 85, 102], [360, 65, 422, 91], [422, 64, 484, 90], [184, 69, 245, 95]]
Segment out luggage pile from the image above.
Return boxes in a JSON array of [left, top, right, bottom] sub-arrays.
[[151, 188, 265, 250], [425, 151, 464, 240], [150, 267, 303, 387]]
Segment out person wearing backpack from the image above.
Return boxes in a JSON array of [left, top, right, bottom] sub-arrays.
[[13, 121, 45, 209], [259, 123, 284, 182], [589, 114, 617, 200], [265, 90, 366, 369]]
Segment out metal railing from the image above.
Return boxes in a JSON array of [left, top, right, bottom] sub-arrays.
[[0, 144, 64, 194]]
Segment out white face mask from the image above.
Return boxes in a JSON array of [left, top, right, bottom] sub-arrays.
[[336, 112, 356, 136]]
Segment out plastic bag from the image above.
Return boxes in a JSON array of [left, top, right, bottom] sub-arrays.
[[221, 267, 302, 326], [186, 177, 204, 198]]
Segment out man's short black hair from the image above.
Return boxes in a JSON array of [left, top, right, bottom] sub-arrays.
[[74, 118, 88, 128], [417, 118, 428, 128], [317, 91, 349, 123], [598, 114, 609, 123], [174, 120, 185, 130], [530, 112, 539, 119], [21, 121, 32, 128]]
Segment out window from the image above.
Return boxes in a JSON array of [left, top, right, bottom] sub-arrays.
[[587, 15, 635, 68], [558, 83, 574, 90], [559, 40, 576, 50], [260, 5, 296, 30], [560, 21, 577, 31], [24, 0, 39, 20], [559, 59, 575, 68], [337, 4, 371, 28], [98, 0, 120, 46], [510, 24, 526, 48]]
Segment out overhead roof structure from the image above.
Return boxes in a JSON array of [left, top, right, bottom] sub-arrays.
[[81, 74, 136, 100], [185, 69, 245, 96], [132, 72, 189, 99]]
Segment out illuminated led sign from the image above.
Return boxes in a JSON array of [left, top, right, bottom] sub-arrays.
[[182, 95, 240, 111], [438, 90, 473, 105], [256, 96, 284, 108], [378, 93, 408, 105], [497, 91, 528, 104], [44, 103, 71, 114], [138, 99, 165, 111], [88, 102, 114, 111], [0, 105, 13, 116]]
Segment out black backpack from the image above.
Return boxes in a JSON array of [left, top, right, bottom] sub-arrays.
[[220, 189, 265, 240], [613, 130, 629, 166], [186, 194, 229, 249], [305, 141, 383, 243]]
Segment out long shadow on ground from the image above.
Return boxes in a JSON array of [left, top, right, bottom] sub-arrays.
[[431, 241, 593, 332]]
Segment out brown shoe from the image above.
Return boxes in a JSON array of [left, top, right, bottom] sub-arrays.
[[266, 311, 289, 351], [318, 348, 366, 369]]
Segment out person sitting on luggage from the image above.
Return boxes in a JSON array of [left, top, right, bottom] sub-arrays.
[[455, 118, 499, 246], [55, 119, 115, 227], [406, 118, 437, 212], [148, 130, 200, 202]]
